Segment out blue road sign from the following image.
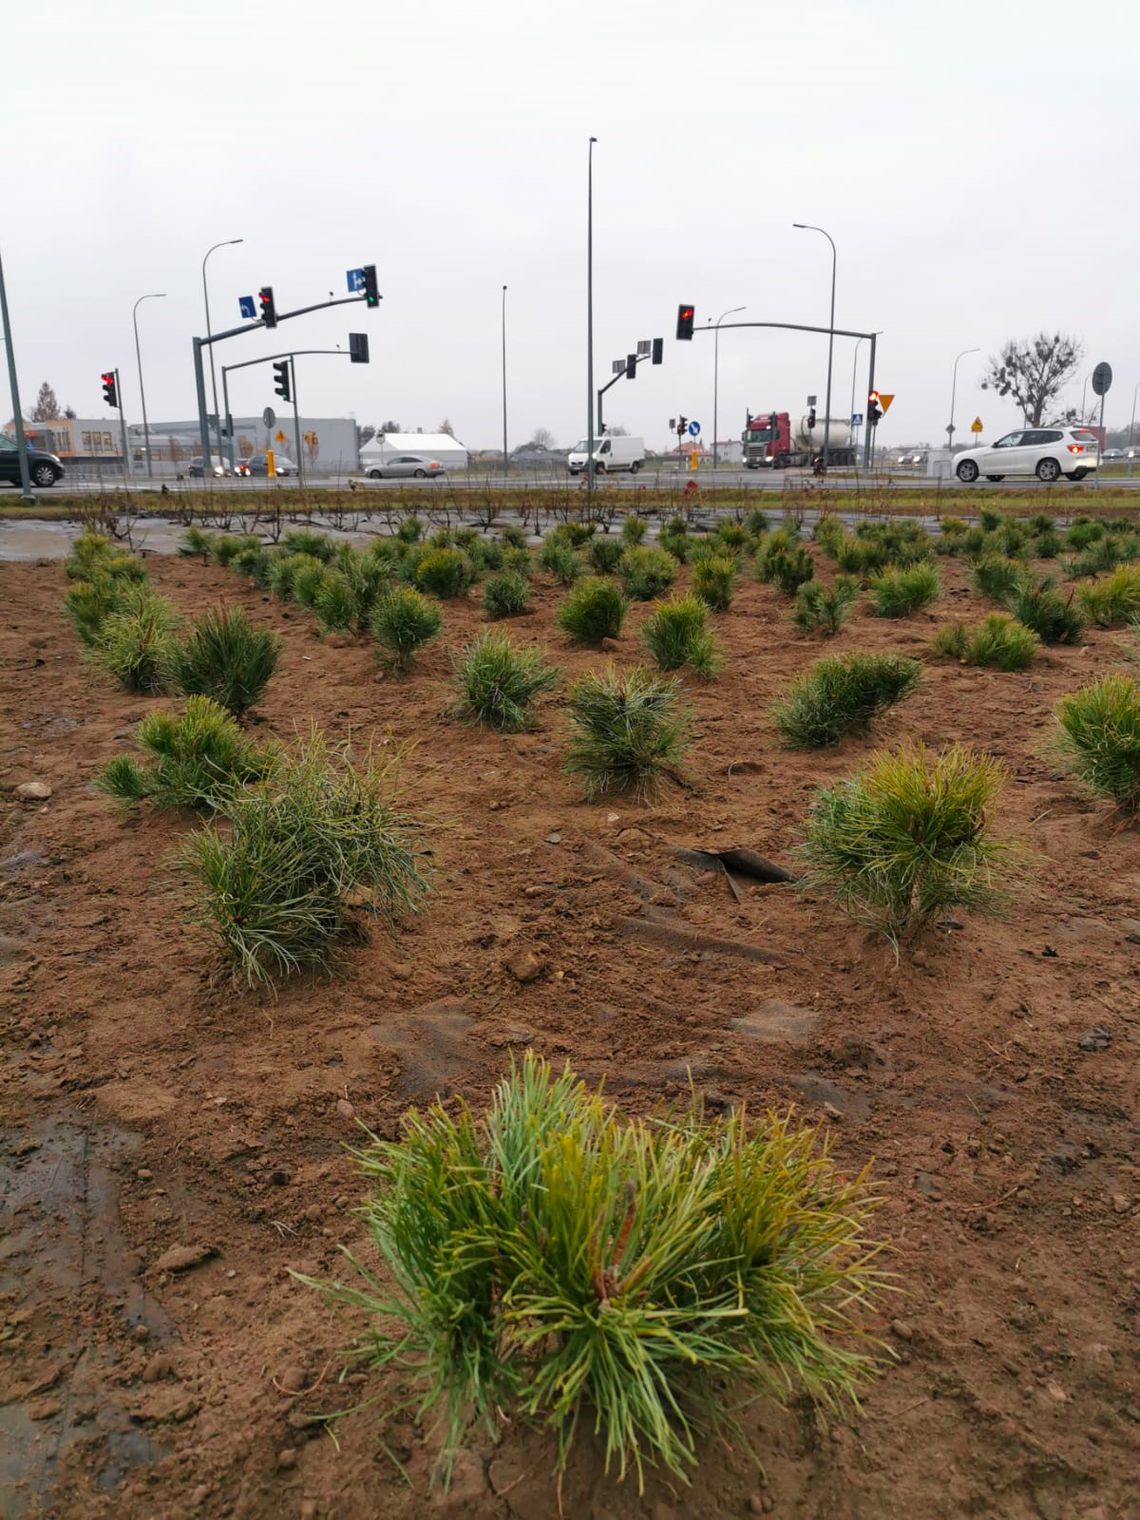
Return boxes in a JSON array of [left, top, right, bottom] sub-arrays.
[[851, 412, 864, 426], [347, 268, 365, 293], [687, 419, 701, 436], [239, 295, 256, 319]]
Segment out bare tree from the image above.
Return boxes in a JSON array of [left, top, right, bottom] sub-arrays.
[[378, 419, 400, 434], [64, 406, 77, 419], [438, 417, 455, 436], [608, 424, 630, 437], [980, 333, 1083, 427], [31, 382, 61, 421], [357, 424, 376, 450], [528, 426, 555, 448]]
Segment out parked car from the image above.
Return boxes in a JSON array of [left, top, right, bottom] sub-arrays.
[[187, 456, 231, 478], [245, 454, 297, 477], [954, 428, 1100, 484], [363, 455, 446, 479], [0, 434, 64, 487], [1101, 448, 1124, 461], [567, 435, 645, 475]]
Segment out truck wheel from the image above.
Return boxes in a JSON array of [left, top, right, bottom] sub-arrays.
[[629, 460, 641, 474]]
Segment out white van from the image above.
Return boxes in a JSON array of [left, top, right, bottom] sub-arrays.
[[567, 434, 645, 475]]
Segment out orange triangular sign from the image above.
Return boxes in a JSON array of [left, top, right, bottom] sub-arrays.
[[878, 393, 895, 414]]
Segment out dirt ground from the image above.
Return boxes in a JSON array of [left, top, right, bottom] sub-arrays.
[[1, 535, 1137, 1520]]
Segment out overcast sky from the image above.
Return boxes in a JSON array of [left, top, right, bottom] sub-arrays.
[[5, 0, 1137, 452]]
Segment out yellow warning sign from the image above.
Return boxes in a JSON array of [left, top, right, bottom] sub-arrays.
[[970, 417, 983, 434], [878, 393, 895, 414]]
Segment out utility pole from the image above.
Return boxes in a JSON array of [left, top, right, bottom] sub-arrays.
[[586, 136, 597, 514], [132, 293, 165, 479], [0, 243, 35, 503], [793, 223, 837, 466], [501, 284, 508, 477]]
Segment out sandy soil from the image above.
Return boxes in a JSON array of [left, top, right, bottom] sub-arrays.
[[1, 539, 1137, 1520]]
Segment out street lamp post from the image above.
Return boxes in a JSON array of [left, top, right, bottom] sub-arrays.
[[711, 305, 745, 471], [1128, 379, 1139, 477], [1080, 371, 1093, 426], [586, 137, 597, 511], [132, 292, 166, 479], [0, 242, 35, 503], [849, 335, 865, 462], [793, 223, 837, 465], [947, 347, 980, 455], [201, 239, 243, 467], [501, 284, 508, 477]]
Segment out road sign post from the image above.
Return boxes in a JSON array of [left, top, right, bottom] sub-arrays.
[[1092, 363, 1112, 488], [970, 416, 983, 447]]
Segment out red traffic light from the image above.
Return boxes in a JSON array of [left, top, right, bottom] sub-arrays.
[[676, 305, 695, 341], [258, 286, 277, 328]]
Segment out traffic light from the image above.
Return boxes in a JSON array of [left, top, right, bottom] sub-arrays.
[[349, 332, 370, 364], [361, 264, 379, 308], [625, 353, 637, 380], [101, 371, 118, 408], [651, 337, 663, 365], [768, 412, 778, 434], [258, 286, 277, 328], [273, 360, 292, 403], [676, 305, 695, 341], [807, 406, 817, 429], [677, 415, 688, 435], [868, 391, 883, 426]]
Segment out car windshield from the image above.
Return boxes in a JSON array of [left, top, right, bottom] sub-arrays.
[[571, 439, 591, 453]]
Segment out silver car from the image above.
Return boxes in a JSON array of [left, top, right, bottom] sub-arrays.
[[365, 455, 445, 480]]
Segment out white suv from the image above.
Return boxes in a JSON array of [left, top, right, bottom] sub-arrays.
[[955, 428, 1099, 484]]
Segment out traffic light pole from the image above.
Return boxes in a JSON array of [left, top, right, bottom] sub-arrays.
[[114, 368, 129, 486], [691, 318, 879, 471], [290, 360, 303, 490], [219, 348, 359, 478], [596, 350, 652, 435], [864, 333, 877, 472], [0, 243, 35, 504], [192, 290, 376, 486]]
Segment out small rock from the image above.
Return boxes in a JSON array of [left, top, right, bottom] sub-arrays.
[[505, 948, 546, 984], [890, 1318, 915, 1343], [153, 1243, 217, 1274], [14, 1138, 40, 1157], [277, 1365, 308, 1394], [544, 832, 562, 845], [1077, 1028, 1111, 1052], [599, 636, 622, 651], [749, 1497, 766, 1517], [523, 885, 545, 899], [822, 1102, 843, 1122], [1111, 1193, 1130, 1215], [27, 1399, 62, 1421], [910, 948, 928, 967], [276, 1447, 298, 1470], [136, 1168, 154, 1180], [335, 1098, 355, 1121], [303, 1204, 323, 1223], [606, 812, 621, 825], [132, 1323, 150, 1343], [15, 781, 52, 802], [1044, 1380, 1068, 1404]]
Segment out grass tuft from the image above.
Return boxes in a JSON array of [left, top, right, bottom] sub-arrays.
[[172, 607, 282, 717]]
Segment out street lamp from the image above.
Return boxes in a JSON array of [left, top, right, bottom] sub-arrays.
[[793, 223, 837, 465], [201, 239, 243, 466], [132, 293, 166, 479], [1128, 379, 1139, 477], [586, 137, 597, 507], [710, 305, 745, 471], [1080, 370, 1093, 425], [849, 336, 865, 460], [501, 284, 508, 477], [947, 347, 980, 454]]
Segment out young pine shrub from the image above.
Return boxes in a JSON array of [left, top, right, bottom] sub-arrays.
[[556, 576, 627, 645], [178, 526, 219, 560], [65, 531, 135, 582], [834, 536, 889, 576], [501, 545, 534, 578], [1054, 675, 1140, 815], [232, 546, 273, 587], [957, 613, 1039, 671], [744, 506, 769, 538], [565, 665, 689, 800], [64, 575, 129, 646], [538, 538, 584, 586], [799, 742, 1018, 947], [451, 629, 559, 732], [1068, 537, 1121, 579], [620, 515, 648, 546], [619, 546, 677, 601], [867, 563, 939, 618], [691, 553, 737, 612], [641, 593, 721, 676], [289, 558, 328, 609], [281, 529, 334, 562], [96, 594, 182, 694], [468, 537, 504, 574], [930, 622, 968, 661], [172, 607, 283, 717], [268, 551, 321, 602], [1077, 565, 1140, 627], [549, 520, 595, 548], [415, 547, 474, 599], [1064, 518, 1104, 551], [182, 733, 429, 987], [755, 526, 800, 574], [397, 514, 424, 544], [482, 569, 533, 619], [211, 533, 262, 568], [97, 695, 269, 810], [968, 553, 1026, 603], [791, 576, 859, 636], [312, 1051, 885, 1490], [813, 513, 845, 555], [370, 586, 442, 673], [313, 569, 361, 632], [978, 508, 1004, 533], [658, 518, 691, 562], [1031, 528, 1062, 559], [499, 523, 529, 549], [775, 653, 920, 748], [715, 521, 750, 553], [588, 535, 625, 574], [1005, 580, 1084, 644]]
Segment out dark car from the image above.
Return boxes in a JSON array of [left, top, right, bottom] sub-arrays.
[[0, 433, 64, 487], [245, 454, 297, 477]]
